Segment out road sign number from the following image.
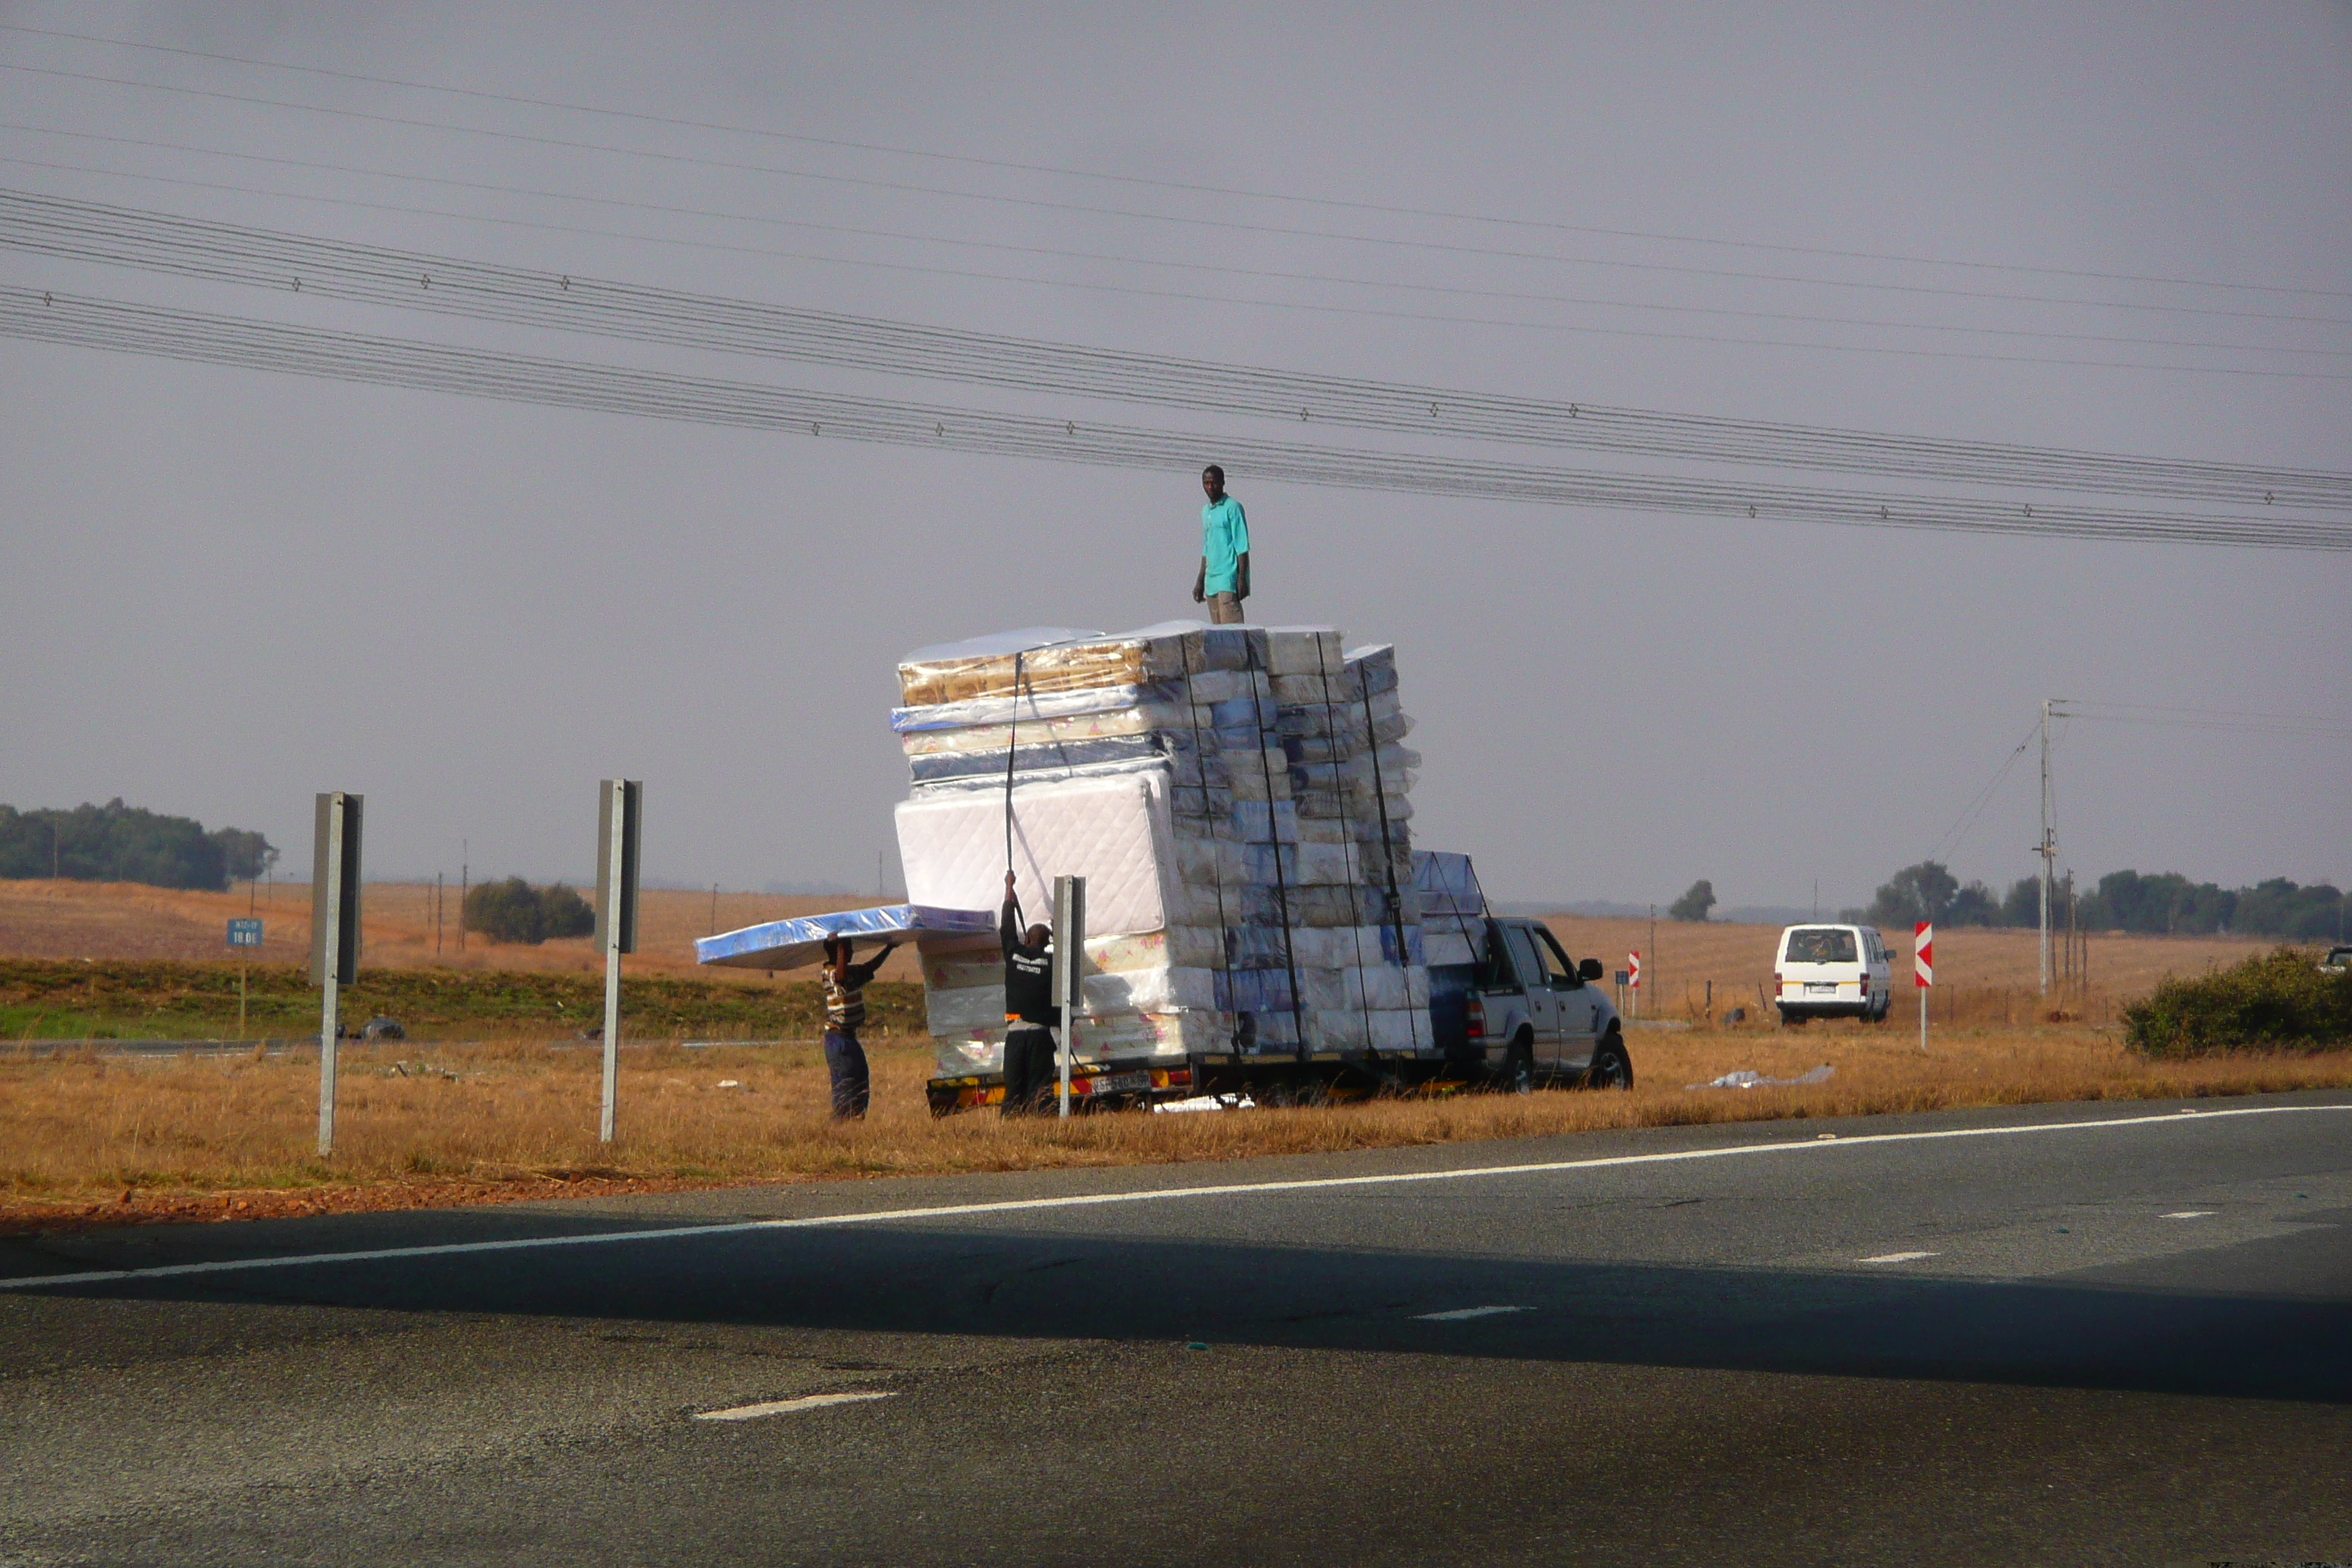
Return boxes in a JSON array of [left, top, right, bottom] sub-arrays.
[[227, 918, 263, 949]]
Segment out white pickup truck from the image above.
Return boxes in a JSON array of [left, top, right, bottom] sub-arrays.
[[1433, 915, 1632, 1091]]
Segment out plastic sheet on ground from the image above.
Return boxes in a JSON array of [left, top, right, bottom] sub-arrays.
[[694, 904, 998, 972], [1684, 1066, 1836, 1090]]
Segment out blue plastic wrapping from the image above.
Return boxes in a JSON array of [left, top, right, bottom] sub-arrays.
[[696, 903, 998, 972]]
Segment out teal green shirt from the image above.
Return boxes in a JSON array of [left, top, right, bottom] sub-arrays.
[[1201, 496, 1249, 594]]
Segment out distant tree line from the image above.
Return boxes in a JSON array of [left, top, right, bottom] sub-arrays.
[[462, 877, 595, 945], [0, 800, 277, 892], [1857, 859, 2347, 939]]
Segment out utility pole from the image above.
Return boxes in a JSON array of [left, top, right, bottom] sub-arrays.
[[2036, 700, 2059, 995], [459, 840, 468, 954]]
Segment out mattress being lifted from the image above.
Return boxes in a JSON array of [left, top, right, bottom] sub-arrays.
[[694, 904, 997, 972]]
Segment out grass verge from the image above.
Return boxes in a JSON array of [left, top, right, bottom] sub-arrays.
[[0, 959, 924, 1041], [7, 1019, 2352, 1235]]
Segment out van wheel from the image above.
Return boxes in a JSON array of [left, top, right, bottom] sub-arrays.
[[1586, 1033, 1633, 1090]]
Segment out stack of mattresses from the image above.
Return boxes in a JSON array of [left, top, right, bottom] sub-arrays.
[[1411, 851, 1489, 968], [891, 622, 1431, 1077]]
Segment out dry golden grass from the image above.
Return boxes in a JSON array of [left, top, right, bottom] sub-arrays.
[[7, 1018, 2348, 1233], [4, 881, 2332, 1235], [0, 879, 924, 983], [1534, 913, 2275, 1025]]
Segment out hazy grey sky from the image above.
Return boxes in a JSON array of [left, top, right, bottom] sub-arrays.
[[2, 2, 2346, 909]]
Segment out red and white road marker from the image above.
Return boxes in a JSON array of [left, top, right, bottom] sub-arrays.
[[1914, 921, 1934, 1051]]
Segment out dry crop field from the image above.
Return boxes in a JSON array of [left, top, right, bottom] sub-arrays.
[[1, 878, 2338, 1232], [0, 878, 927, 981]]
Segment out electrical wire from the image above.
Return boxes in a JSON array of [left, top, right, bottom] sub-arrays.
[[6, 286, 2346, 551], [2049, 701, 2352, 740], [8, 188, 2351, 509], [1931, 723, 2040, 864], [9, 59, 2350, 316], [8, 121, 2345, 334], [5, 18, 2344, 301], [18, 157, 2352, 391]]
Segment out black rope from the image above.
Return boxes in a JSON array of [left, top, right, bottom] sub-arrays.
[[1357, 659, 1422, 1055], [1243, 635, 1307, 1061], [1179, 634, 1235, 1058], [1313, 636, 1375, 1054], [1003, 649, 1025, 880]]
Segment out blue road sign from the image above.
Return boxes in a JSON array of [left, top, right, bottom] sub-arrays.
[[227, 918, 263, 949]]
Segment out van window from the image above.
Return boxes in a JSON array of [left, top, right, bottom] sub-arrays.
[[1785, 928, 1858, 965]]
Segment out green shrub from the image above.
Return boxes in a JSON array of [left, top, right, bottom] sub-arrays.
[[2124, 946, 2352, 1057], [540, 883, 594, 940], [464, 878, 547, 944]]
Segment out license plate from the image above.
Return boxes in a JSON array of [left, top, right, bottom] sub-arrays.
[[1805, 983, 1836, 995], [1082, 1070, 1150, 1095]]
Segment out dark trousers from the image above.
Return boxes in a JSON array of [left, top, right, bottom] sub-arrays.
[[823, 1027, 870, 1119], [1001, 1023, 1059, 1115]]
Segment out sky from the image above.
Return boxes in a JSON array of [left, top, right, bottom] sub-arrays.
[[1, 2, 2346, 911]]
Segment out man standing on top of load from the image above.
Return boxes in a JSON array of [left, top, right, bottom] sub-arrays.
[[820, 935, 897, 1120], [999, 870, 1061, 1115], [1191, 464, 1250, 625]]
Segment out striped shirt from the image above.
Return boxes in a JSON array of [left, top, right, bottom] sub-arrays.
[[821, 950, 889, 1030]]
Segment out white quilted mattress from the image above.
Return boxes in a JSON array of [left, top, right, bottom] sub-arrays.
[[897, 771, 1175, 941]]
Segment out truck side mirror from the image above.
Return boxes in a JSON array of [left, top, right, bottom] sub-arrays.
[[1578, 958, 1604, 982]]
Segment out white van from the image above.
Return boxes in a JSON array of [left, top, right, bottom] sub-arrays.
[[1774, 924, 1892, 1024]]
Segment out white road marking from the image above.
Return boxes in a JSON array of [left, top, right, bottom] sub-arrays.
[[2160, 1210, 2217, 1220], [4, 1103, 2345, 1293], [1414, 1305, 1529, 1321], [1857, 1251, 1939, 1264], [695, 1391, 896, 1422]]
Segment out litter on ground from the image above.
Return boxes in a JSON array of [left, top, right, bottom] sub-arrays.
[[1686, 1066, 1835, 1090]]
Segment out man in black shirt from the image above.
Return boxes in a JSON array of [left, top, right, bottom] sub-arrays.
[[1000, 870, 1060, 1115]]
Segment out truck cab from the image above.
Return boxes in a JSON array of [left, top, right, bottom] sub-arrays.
[[1431, 916, 1628, 1090]]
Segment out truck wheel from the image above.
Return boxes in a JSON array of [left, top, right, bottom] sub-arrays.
[[1500, 1036, 1535, 1094], [1586, 1034, 1633, 1090]]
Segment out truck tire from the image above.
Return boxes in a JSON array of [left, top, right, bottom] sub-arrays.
[[1586, 1033, 1633, 1090], [1500, 1036, 1535, 1094]]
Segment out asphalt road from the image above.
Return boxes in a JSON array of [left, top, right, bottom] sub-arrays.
[[4, 1091, 2350, 1566]]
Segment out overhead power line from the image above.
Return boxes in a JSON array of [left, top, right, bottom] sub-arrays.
[[18, 157, 2352, 388], [6, 287, 2345, 551], [8, 189, 2350, 511], [1932, 723, 2040, 865], [10, 59, 2351, 317], [2050, 701, 2352, 741], [4, 19, 2343, 303], [13, 122, 2352, 341]]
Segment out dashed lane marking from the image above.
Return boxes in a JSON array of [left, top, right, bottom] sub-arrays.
[[1414, 1305, 1530, 1321], [2160, 1210, 2217, 1220], [1857, 1251, 1939, 1264]]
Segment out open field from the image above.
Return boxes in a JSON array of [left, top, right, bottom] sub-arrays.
[[8, 1017, 2351, 1234], [2, 877, 2332, 1234], [0, 878, 2277, 1028], [0, 878, 928, 981]]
